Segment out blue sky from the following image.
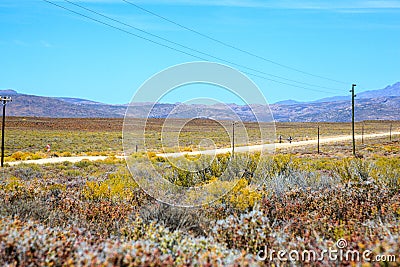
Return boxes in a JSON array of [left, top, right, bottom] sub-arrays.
[[1, 0, 399, 104]]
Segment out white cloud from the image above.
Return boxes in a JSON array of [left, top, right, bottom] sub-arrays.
[[13, 40, 29, 47], [40, 40, 53, 48], [49, 0, 400, 10], [132, 0, 400, 10], [45, 0, 400, 15], [364, 0, 400, 8]]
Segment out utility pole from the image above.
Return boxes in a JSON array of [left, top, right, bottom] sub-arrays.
[[350, 84, 356, 156], [317, 126, 320, 154], [1, 96, 12, 167], [390, 123, 392, 141], [361, 122, 364, 144], [232, 121, 236, 158]]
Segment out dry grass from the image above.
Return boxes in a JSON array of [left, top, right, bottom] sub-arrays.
[[5, 117, 399, 157]]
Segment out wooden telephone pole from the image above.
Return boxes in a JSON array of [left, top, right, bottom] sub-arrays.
[[232, 121, 236, 158], [1, 96, 12, 167], [350, 84, 357, 156], [361, 122, 364, 144], [317, 126, 320, 154]]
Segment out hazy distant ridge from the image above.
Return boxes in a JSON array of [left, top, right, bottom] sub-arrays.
[[1, 82, 399, 122]]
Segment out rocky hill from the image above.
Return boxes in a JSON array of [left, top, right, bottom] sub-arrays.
[[270, 96, 400, 122], [1, 82, 399, 122], [0, 91, 127, 118]]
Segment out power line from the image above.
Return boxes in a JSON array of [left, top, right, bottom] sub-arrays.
[[43, 0, 343, 94], [239, 71, 339, 94], [61, 0, 341, 93], [121, 0, 349, 85], [42, 0, 209, 59]]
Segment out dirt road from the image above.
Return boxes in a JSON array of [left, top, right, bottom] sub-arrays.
[[158, 131, 400, 158], [6, 131, 398, 165], [7, 156, 126, 166]]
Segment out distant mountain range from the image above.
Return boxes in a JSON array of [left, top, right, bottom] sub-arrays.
[[1, 82, 399, 122], [275, 82, 400, 104]]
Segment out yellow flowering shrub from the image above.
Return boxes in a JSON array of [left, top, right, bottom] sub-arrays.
[[228, 178, 262, 211], [6, 151, 47, 162], [2, 177, 24, 191], [82, 168, 137, 201]]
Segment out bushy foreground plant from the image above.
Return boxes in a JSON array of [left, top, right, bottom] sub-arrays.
[[0, 216, 257, 266], [1, 155, 399, 266]]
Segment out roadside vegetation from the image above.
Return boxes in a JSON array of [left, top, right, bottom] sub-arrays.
[[1, 150, 399, 265], [0, 117, 399, 265]]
